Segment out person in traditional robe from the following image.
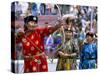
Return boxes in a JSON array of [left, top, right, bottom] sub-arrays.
[[16, 15, 61, 72], [79, 32, 97, 69], [56, 28, 79, 70]]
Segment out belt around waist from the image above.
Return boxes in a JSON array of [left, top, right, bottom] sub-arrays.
[[24, 52, 45, 59]]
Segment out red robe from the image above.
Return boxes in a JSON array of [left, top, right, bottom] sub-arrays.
[[16, 27, 54, 73]]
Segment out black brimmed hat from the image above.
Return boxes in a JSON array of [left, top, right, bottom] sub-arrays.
[[24, 15, 38, 24]]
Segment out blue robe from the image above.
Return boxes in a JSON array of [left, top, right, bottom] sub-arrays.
[[79, 43, 97, 69]]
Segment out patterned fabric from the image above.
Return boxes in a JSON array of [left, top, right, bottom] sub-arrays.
[[16, 27, 54, 72], [56, 39, 79, 70], [79, 43, 97, 69]]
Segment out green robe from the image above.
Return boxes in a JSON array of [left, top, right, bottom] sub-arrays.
[[56, 39, 79, 70]]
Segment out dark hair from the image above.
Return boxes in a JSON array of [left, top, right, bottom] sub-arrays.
[[86, 32, 94, 38], [65, 17, 74, 25]]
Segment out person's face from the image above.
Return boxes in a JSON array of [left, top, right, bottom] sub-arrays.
[[65, 19, 74, 28], [69, 20, 73, 25], [27, 21, 37, 30], [86, 35, 93, 43], [65, 31, 73, 39]]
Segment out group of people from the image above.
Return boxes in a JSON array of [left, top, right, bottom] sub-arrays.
[[11, 2, 97, 73], [55, 15, 97, 70], [14, 15, 97, 72]]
